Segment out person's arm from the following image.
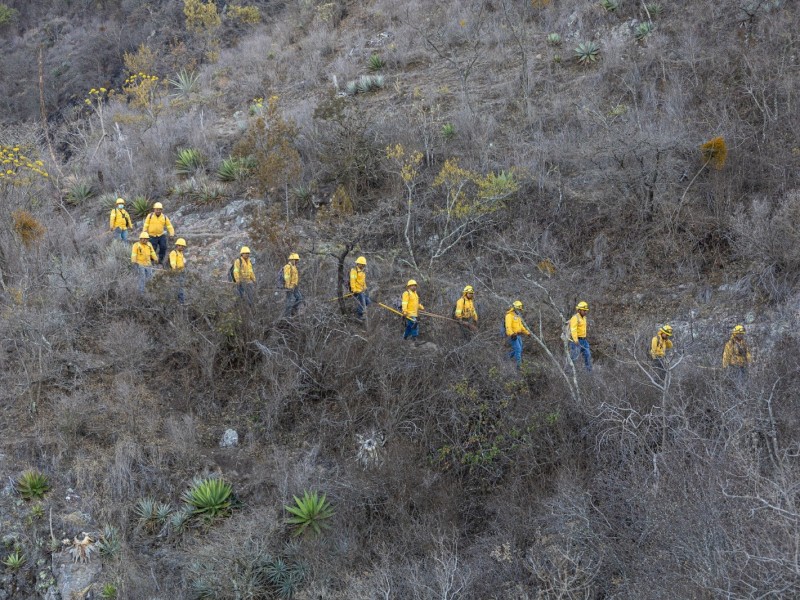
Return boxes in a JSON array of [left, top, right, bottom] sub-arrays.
[[169, 251, 177, 270], [569, 315, 579, 343], [401, 291, 410, 317], [110, 210, 116, 230], [454, 298, 463, 319], [473, 302, 478, 323], [650, 336, 659, 358], [283, 264, 291, 288], [148, 244, 157, 263], [505, 313, 514, 337], [349, 269, 357, 293], [143, 213, 151, 235], [130, 244, 137, 264], [166, 216, 175, 237], [233, 259, 240, 283], [123, 210, 132, 229]]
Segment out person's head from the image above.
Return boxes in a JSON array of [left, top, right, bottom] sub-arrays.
[[512, 300, 524, 313], [355, 256, 367, 270], [139, 232, 150, 241], [463, 285, 474, 299], [406, 279, 417, 291], [288, 252, 299, 264], [576, 300, 589, 316], [175, 238, 186, 252], [660, 324, 673, 339], [115, 198, 125, 206], [732, 324, 745, 338], [240, 246, 251, 259], [153, 201, 163, 214]]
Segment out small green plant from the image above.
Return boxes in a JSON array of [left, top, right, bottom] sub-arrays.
[[441, 123, 456, 140], [265, 556, 308, 598], [291, 184, 314, 208], [65, 181, 95, 206], [96, 525, 121, 558], [644, 2, 664, 17], [2, 550, 24, 571], [285, 490, 334, 536], [367, 53, 385, 72], [546, 32, 562, 46], [135, 497, 157, 529], [16, 470, 50, 500], [0, 4, 18, 27], [574, 41, 600, 65], [30, 503, 45, 520], [347, 75, 384, 95], [175, 148, 205, 176], [131, 196, 152, 219], [170, 506, 193, 533], [600, 0, 619, 11], [635, 21, 654, 41], [345, 80, 358, 95], [167, 69, 201, 99], [217, 156, 253, 182], [100, 583, 118, 599], [193, 181, 226, 204], [181, 476, 234, 522]]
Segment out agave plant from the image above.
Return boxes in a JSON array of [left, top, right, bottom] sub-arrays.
[[644, 2, 664, 17], [265, 556, 307, 599], [546, 32, 562, 46], [635, 21, 654, 41], [2, 550, 24, 571], [96, 525, 121, 558], [130, 196, 152, 219], [441, 123, 456, 141], [16, 470, 50, 500], [65, 181, 95, 206], [167, 69, 200, 99], [175, 148, 204, 176], [367, 53, 385, 72], [284, 490, 334, 537], [600, 0, 619, 11], [100, 583, 118, 600], [217, 156, 253, 182], [181, 476, 234, 521], [170, 506, 193, 533], [574, 41, 600, 65]]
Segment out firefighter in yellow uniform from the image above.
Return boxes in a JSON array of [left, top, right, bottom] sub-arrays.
[[505, 300, 531, 369], [402, 280, 424, 340], [109, 198, 132, 241], [349, 256, 370, 320], [454, 285, 478, 337], [169, 238, 187, 304], [143, 201, 175, 265], [568, 301, 592, 371], [131, 232, 157, 293], [233, 246, 256, 306], [283, 253, 302, 317], [650, 324, 673, 381], [722, 324, 752, 381]]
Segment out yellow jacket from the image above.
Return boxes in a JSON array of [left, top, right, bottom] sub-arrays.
[[109, 207, 132, 231], [349, 267, 366, 293], [568, 312, 587, 343], [283, 263, 299, 289], [233, 257, 256, 283], [131, 241, 157, 266], [455, 296, 478, 322], [169, 250, 185, 271], [505, 309, 530, 336], [650, 335, 673, 359], [723, 336, 751, 368], [402, 289, 423, 318], [143, 212, 175, 237]]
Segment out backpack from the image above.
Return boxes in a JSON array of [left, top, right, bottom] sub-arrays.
[[228, 259, 237, 282]]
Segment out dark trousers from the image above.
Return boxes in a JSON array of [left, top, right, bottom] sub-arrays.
[[569, 338, 592, 371], [652, 358, 667, 382], [284, 288, 303, 316], [237, 282, 255, 306], [403, 318, 419, 339], [152, 234, 168, 264], [354, 292, 370, 317]]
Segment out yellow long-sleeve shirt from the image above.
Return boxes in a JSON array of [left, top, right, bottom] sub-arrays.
[[169, 250, 185, 271], [109, 207, 132, 231], [349, 267, 366, 293], [131, 241, 157, 266], [283, 263, 299, 289], [143, 212, 175, 237], [402, 289, 423, 318], [233, 257, 256, 283], [650, 335, 673, 359], [455, 296, 478, 322], [568, 312, 587, 343], [505, 309, 530, 336], [722, 336, 751, 368]]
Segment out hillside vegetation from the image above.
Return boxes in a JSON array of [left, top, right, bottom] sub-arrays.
[[1, 0, 799, 598]]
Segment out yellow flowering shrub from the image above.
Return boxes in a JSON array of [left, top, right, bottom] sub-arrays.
[[700, 136, 727, 170], [226, 4, 260, 24], [122, 73, 162, 112], [123, 44, 157, 76], [0, 146, 48, 181], [184, 0, 221, 34]]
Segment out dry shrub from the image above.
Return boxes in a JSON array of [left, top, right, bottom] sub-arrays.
[[12, 209, 46, 248], [700, 135, 728, 170]]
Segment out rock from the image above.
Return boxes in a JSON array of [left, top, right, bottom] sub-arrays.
[[52, 551, 102, 600], [220, 429, 239, 448], [745, 311, 756, 324]]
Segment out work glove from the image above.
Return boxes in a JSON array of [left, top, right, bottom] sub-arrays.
[[510, 334, 518, 341]]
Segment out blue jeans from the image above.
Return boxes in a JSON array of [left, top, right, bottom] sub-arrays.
[[151, 234, 168, 264], [403, 318, 419, 339], [569, 339, 592, 371], [237, 282, 255, 306], [176, 272, 185, 305], [507, 335, 523, 368], [284, 288, 303, 316], [114, 228, 128, 241], [354, 291, 370, 317], [136, 265, 152, 293]]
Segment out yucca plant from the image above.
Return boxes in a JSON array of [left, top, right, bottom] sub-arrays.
[[441, 123, 456, 140], [357, 75, 373, 94], [291, 184, 314, 208], [65, 181, 95, 206], [170, 506, 193, 533], [367, 53, 385, 72], [131, 196, 152, 219], [167, 69, 200, 99], [600, 0, 619, 11], [635, 21, 654, 41], [546, 32, 562, 46], [181, 476, 234, 521], [644, 3, 664, 17], [155, 501, 173, 525], [371, 74, 385, 89], [175, 148, 204, 176], [100, 583, 118, 599], [265, 556, 307, 599], [284, 491, 334, 537], [345, 80, 359, 96], [2, 550, 24, 571], [96, 525, 121, 558], [193, 181, 226, 204], [16, 470, 50, 500], [135, 497, 158, 531], [574, 41, 600, 65], [217, 156, 253, 182]]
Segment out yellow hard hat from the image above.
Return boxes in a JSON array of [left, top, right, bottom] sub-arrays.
[[115, 198, 125, 205], [406, 279, 417, 287], [355, 256, 367, 265], [240, 246, 251, 254], [175, 238, 187, 247], [153, 202, 163, 209], [660, 324, 673, 337], [732, 324, 745, 334], [512, 300, 524, 311], [576, 301, 589, 311], [139, 232, 150, 239], [288, 253, 300, 260], [463, 285, 474, 294]]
